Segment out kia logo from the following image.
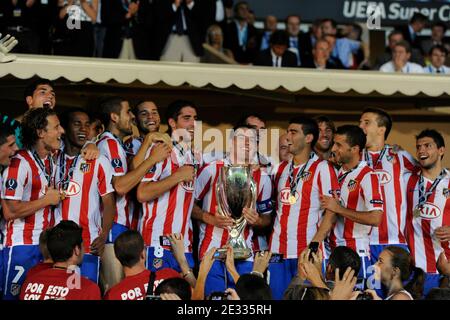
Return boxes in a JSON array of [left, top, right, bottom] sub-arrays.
[[418, 203, 441, 220], [374, 170, 392, 184]]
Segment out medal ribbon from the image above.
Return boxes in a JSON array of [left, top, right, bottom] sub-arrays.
[[288, 152, 314, 196], [32, 150, 54, 187], [417, 169, 447, 208], [59, 152, 79, 191], [364, 145, 388, 169]]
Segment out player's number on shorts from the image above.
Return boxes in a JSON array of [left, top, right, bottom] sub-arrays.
[[12, 266, 25, 283]]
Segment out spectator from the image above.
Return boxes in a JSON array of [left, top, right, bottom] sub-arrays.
[[155, 277, 192, 300], [364, 246, 425, 300], [303, 38, 341, 70], [25, 228, 54, 279], [437, 251, 450, 289], [259, 15, 278, 51], [284, 286, 330, 300], [201, 24, 235, 63], [132, 0, 157, 60], [223, 1, 259, 64], [56, 0, 98, 57], [200, 0, 234, 34], [379, 40, 424, 73], [247, 8, 255, 26], [423, 45, 450, 74], [340, 23, 367, 69], [421, 22, 450, 58], [299, 18, 323, 65], [155, 0, 203, 62], [322, 34, 345, 69], [373, 30, 424, 70], [254, 30, 297, 67], [425, 288, 450, 300], [233, 274, 272, 300], [19, 221, 101, 300], [396, 12, 428, 51], [285, 14, 304, 66]]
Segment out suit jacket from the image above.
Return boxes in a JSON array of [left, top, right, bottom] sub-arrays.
[[302, 57, 344, 70], [154, 0, 203, 58], [298, 31, 315, 66], [223, 20, 260, 64], [396, 25, 421, 50], [254, 49, 298, 68]]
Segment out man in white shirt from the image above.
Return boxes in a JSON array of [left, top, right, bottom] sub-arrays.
[[379, 41, 424, 74], [423, 45, 450, 74]]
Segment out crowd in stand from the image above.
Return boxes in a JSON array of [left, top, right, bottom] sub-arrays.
[[1, 1, 450, 73]]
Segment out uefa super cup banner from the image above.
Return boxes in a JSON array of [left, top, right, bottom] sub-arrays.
[[246, 0, 450, 25]]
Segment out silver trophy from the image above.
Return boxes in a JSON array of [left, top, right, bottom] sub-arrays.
[[216, 165, 257, 260]]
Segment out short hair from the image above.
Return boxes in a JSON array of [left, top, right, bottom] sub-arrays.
[[0, 121, 16, 146], [99, 96, 126, 127], [285, 14, 301, 25], [24, 78, 54, 99], [362, 107, 393, 139], [270, 30, 290, 47], [425, 288, 450, 300], [335, 125, 366, 151], [283, 285, 330, 300], [154, 278, 192, 300], [233, 1, 248, 15], [416, 129, 445, 149], [410, 12, 428, 25], [432, 22, 448, 33], [288, 116, 320, 148], [47, 221, 83, 263], [235, 274, 272, 300], [388, 29, 404, 41], [59, 107, 90, 131], [39, 228, 52, 261], [321, 18, 338, 30], [429, 44, 449, 57], [238, 113, 266, 127], [165, 100, 197, 135], [328, 246, 361, 279], [114, 230, 145, 268], [314, 115, 336, 133], [394, 40, 411, 53], [21, 107, 58, 150]]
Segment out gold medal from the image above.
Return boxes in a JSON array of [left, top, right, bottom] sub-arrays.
[[288, 195, 297, 205], [229, 229, 239, 238], [413, 207, 421, 218]]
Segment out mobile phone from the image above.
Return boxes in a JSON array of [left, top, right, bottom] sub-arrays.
[[207, 291, 229, 300], [269, 253, 283, 263], [213, 250, 227, 260], [159, 235, 171, 247], [308, 242, 319, 261]]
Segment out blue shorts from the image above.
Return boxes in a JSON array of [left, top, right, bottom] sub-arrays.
[[370, 244, 410, 265], [267, 258, 298, 300], [424, 273, 441, 297], [2, 245, 42, 300], [80, 253, 100, 284], [106, 223, 129, 244], [145, 247, 194, 273], [204, 260, 253, 297]]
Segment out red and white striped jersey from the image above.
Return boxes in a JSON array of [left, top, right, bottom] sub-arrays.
[[140, 143, 203, 251], [194, 159, 273, 260], [363, 146, 417, 245], [329, 161, 384, 256], [1, 150, 55, 246], [124, 137, 143, 157], [55, 154, 115, 253], [405, 169, 450, 274], [269, 153, 340, 259], [96, 131, 135, 228]]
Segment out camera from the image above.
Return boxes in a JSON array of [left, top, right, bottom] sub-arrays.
[[207, 291, 230, 300], [159, 235, 171, 247], [254, 251, 283, 263], [356, 292, 373, 300]]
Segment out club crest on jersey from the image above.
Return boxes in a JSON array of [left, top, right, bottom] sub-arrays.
[[417, 203, 441, 220], [6, 178, 18, 190], [347, 179, 359, 192], [79, 162, 91, 174], [153, 258, 163, 270], [279, 188, 299, 205], [374, 170, 392, 185], [300, 171, 312, 182], [443, 188, 450, 199], [111, 158, 123, 169]]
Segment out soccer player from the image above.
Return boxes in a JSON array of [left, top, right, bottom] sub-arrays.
[[96, 97, 171, 290], [278, 133, 292, 163], [103, 231, 188, 300], [314, 115, 336, 162], [0, 123, 19, 298], [405, 129, 449, 295], [137, 100, 200, 274], [192, 123, 273, 296], [313, 125, 384, 282], [269, 117, 339, 300], [55, 108, 116, 284], [19, 221, 101, 300], [1, 108, 64, 300], [359, 108, 417, 264]]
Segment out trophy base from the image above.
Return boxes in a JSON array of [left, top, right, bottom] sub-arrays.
[[217, 247, 252, 260]]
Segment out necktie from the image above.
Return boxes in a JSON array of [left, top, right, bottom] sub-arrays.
[[437, 68, 441, 73], [276, 57, 280, 67], [175, 7, 184, 35]]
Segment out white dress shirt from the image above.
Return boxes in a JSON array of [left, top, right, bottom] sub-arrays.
[[379, 61, 424, 73], [271, 50, 282, 67], [423, 65, 450, 74]]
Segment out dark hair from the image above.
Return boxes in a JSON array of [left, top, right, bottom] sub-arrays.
[[394, 40, 412, 54], [410, 12, 428, 25], [429, 44, 449, 57], [289, 116, 319, 148], [235, 274, 272, 300], [114, 230, 145, 268], [314, 115, 336, 133], [0, 121, 16, 146], [285, 14, 301, 25], [99, 96, 126, 127], [238, 113, 266, 128], [233, 1, 248, 15], [425, 288, 450, 300], [24, 78, 54, 100], [328, 246, 361, 279], [154, 278, 192, 300], [47, 221, 83, 263], [270, 30, 290, 47], [283, 285, 330, 300], [21, 107, 58, 150], [59, 107, 90, 131], [432, 22, 448, 33], [350, 23, 363, 41], [416, 129, 445, 149], [321, 18, 338, 30], [388, 30, 404, 41], [384, 246, 425, 300], [165, 100, 197, 135], [39, 228, 52, 261], [335, 125, 366, 151], [362, 107, 393, 139]]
